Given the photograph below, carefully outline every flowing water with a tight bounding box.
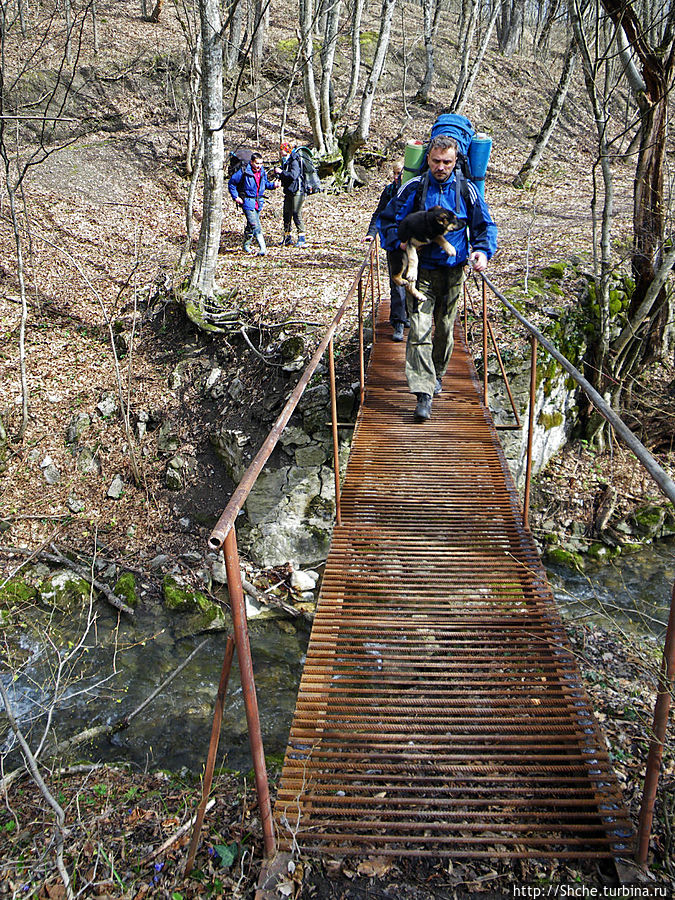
[3,538,673,775]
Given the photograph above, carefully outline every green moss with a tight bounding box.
[545,547,584,571]
[162,575,210,612]
[541,262,565,280]
[587,542,619,561]
[39,572,92,611]
[0,578,37,607]
[277,37,299,57]
[537,410,564,430]
[114,572,138,608]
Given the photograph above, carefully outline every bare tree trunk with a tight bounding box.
[299,0,324,152]
[341,0,397,180]
[319,0,341,152]
[498,0,525,55]
[189,0,224,299]
[5,184,30,440]
[536,0,560,56]
[340,0,364,114]
[225,0,244,70]
[513,43,577,187]
[452,0,499,112]
[91,0,98,51]
[416,0,438,102]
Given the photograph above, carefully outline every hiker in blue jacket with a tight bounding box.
[365,157,409,342]
[228,151,279,256]
[380,134,497,421]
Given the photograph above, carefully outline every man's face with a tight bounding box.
[251,157,262,172]
[392,165,402,181]
[427,146,457,183]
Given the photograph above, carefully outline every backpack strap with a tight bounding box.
[413,168,472,214]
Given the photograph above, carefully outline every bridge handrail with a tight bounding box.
[208,248,376,551]
[477,270,674,870]
[480,272,675,506]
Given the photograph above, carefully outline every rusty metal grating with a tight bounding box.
[273,303,632,860]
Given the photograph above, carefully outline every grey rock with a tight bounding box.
[66,412,91,444]
[228,376,245,402]
[107,474,125,499]
[97,393,117,418]
[67,496,85,513]
[76,446,101,475]
[157,422,180,453]
[211,427,250,481]
[166,458,184,490]
[291,569,318,592]
[43,464,61,485]
[211,552,228,584]
[295,442,328,468]
[150,554,170,569]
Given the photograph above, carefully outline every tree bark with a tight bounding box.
[188,0,224,299]
[513,43,577,187]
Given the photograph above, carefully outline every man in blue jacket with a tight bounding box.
[228,151,279,256]
[380,135,497,420]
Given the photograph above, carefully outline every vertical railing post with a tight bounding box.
[185,635,236,875]
[223,529,276,857]
[370,250,376,344]
[637,582,675,866]
[358,278,365,407]
[328,337,342,526]
[523,335,537,528]
[374,237,382,310]
[463,281,468,344]
[482,278,488,405]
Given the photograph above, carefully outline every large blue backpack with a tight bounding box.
[411,113,491,211]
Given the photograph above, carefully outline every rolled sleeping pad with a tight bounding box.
[402,140,425,184]
[467,132,492,197]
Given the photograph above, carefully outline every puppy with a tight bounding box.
[391,206,461,301]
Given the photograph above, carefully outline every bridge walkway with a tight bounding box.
[271,299,631,860]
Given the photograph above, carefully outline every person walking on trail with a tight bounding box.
[228,151,279,256]
[380,135,497,421]
[365,158,409,342]
[279,142,307,248]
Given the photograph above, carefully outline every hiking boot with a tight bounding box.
[296,234,307,248]
[434,378,442,396]
[282,232,293,246]
[392,322,404,342]
[243,239,254,253]
[414,393,432,420]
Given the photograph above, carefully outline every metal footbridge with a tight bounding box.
[270,299,631,861]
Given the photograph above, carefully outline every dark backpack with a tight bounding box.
[228,147,254,178]
[296,146,322,195]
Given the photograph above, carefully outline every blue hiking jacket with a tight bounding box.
[228,163,277,211]
[379,170,497,268]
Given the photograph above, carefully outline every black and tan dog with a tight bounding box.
[391,206,461,301]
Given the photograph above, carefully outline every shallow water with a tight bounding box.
[4,538,673,775]
[547,536,675,640]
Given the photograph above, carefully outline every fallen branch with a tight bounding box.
[142,798,215,864]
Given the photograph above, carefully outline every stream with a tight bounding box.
[3,538,674,776]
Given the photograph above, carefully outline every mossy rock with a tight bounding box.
[39,571,92,612]
[0,578,37,609]
[537,410,564,430]
[162,575,226,636]
[586,542,620,561]
[545,546,584,571]
[629,505,665,537]
[541,262,566,280]
[163,575,210,612]
[114,572,138,608]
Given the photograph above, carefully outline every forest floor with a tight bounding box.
[1,1,674,897]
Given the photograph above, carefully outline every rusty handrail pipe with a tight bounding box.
[209,248,375,551]
[480,271,675,869]
[481,273,675,507]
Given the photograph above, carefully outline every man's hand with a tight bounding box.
[364,235,374,243]
[470,251,487,272]
[234,197,243,206]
